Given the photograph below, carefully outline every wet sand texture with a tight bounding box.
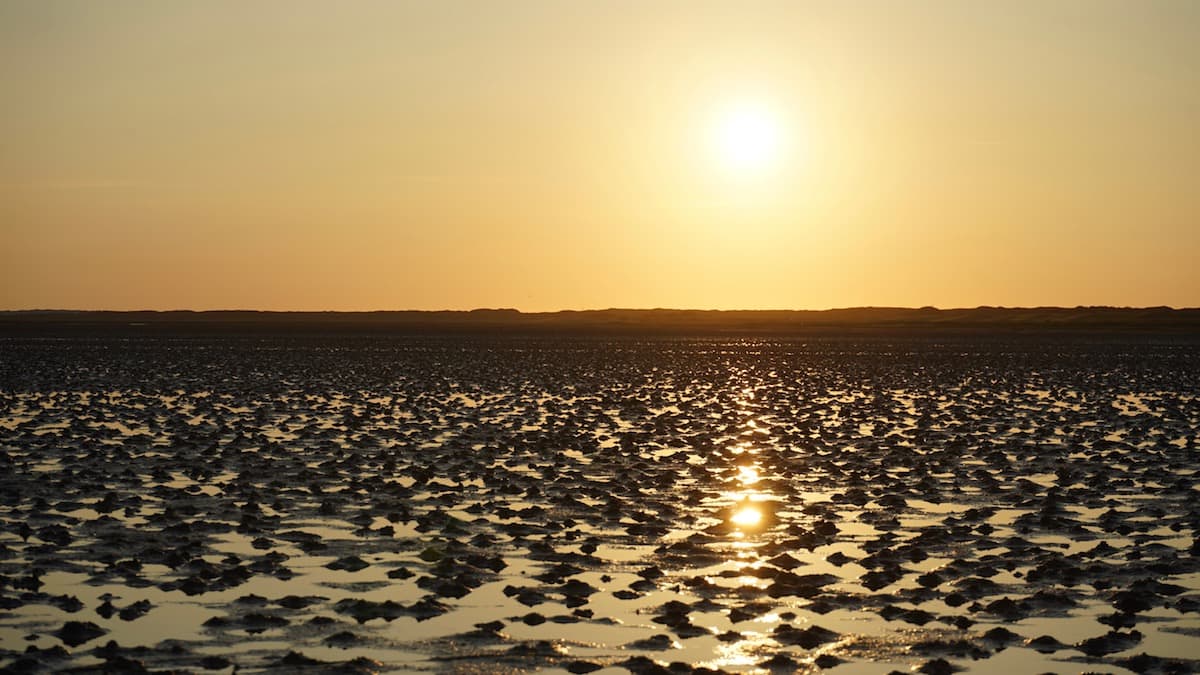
[1,336,1198,673]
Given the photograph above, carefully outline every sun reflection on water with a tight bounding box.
[730,504,763,527]
[701,630,776,671]
[736,465,759,485]
[726,460,770,532]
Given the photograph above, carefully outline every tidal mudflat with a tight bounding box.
[1,336,1198,674]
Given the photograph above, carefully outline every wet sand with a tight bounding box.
[1,335,1198,673]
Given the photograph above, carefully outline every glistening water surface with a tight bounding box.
[0,337,1198,674]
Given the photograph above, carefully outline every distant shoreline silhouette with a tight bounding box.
[2,307,1198,338]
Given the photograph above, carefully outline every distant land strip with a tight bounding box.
[2,307,1199,338]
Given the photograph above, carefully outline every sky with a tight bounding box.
[2,0,1198,311]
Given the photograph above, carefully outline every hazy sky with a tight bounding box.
[3,0,1198,311]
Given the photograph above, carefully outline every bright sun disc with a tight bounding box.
[710,101,783,176]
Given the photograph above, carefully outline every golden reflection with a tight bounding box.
[729,443,749,455]
[702,630,775,671]
[730,504,763,527]
[736,465,760,485]
[723,490,775,534]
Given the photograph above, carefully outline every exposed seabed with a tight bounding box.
[1,336,1198,673]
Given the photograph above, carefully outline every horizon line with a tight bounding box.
[3,305,1196,314]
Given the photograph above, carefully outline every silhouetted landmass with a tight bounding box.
[1,307,1198,338]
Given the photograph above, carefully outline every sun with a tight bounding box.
[708,100,785,177]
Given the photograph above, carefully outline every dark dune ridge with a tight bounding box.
[2,306,1200,338]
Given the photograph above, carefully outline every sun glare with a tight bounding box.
[730,504,763,527]
[709,101,784,177]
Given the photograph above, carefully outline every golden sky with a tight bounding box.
[3,1,1198,311]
